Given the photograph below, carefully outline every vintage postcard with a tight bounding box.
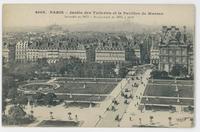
[2,4,195,127]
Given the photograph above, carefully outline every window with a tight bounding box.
[169,50,173,54]
[182,49,187,55]
[169,57,173,63]
[176,57,181,63]
[182,57,187,63]
[164,57,168,62]
[176,50,180,55]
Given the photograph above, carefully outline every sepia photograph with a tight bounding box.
[2,4,195,128]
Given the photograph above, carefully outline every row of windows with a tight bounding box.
[96,53,125,57]
[96,58,125,61]
[160,64,187,71]
[16,45,28,48]
[160,56,187,63]
[160,49,187,55]
[151,59,159,64]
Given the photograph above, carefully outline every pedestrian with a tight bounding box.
[75,114,78,120]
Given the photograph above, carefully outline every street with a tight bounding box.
[96,67,152,127]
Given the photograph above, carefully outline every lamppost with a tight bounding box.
[139,118,142,125]
[190,118,194,127]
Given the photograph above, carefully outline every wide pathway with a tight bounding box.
[95,69,152,127]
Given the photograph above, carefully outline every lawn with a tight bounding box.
[141,98,194,106]
[141,79,194,106]
[143,85,177,97]
[144,80,194,98]
[55,82,117,94]
[37,120,79,127]
[57,95,106,102]
[22,84,54,91]
[148,79,193,85]
[55,78,121,83]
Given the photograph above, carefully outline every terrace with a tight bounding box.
[140,79,194,111]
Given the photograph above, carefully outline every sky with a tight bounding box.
[3,4,195,29]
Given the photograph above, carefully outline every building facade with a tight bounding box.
[158,26,191,74]
[2,41,15,64]
[26,41,87,63]
[150,49,159,67]
[15,41,28,62]
[188,43,194,75]
[95,46,125,64]
[2,42,10,64]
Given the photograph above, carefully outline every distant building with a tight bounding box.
[188,43,194,75]
[150,33,160,68]
[158,26,192,74]
[139,35,152,64]
[26,40,87,63]
[95,44,125,64]
[125,47,134,61]
[132,41,141,65]
[58,48,86,62]
[150,49,159,67]
[2,40,15,64]
[15,41,28,62]
[2,42,10,64]
[85,44,96,62]
[134,49,140,60]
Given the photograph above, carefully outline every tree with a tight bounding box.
[190,118,194,127]
[8,105,26,119]
[2,76,16,99]
[50,111,53,119]
[30,110,34,116]
[149,116,154,125]
[68,112,72,120]
[37,58,48,67]
[15,95,28,105]
[5,105,35,125]
[33,92,45,104]
[170,64,188,77]
[2,100,7,115]
[188,105,194,112]
[30,110,34,120]
[44,93,57,105]
[119,67,128,78]
[11,62,38,81]
[150,70,169,79]
[7,88,17,100]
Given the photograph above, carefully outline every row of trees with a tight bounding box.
[2,105,35,125]
[4,57,130,83]
[170,64,188,77]
[138,116,193,127]
[32,92,58,106]
[36,57,129,78]
[151,64,190,79]
[12,92,58,106]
